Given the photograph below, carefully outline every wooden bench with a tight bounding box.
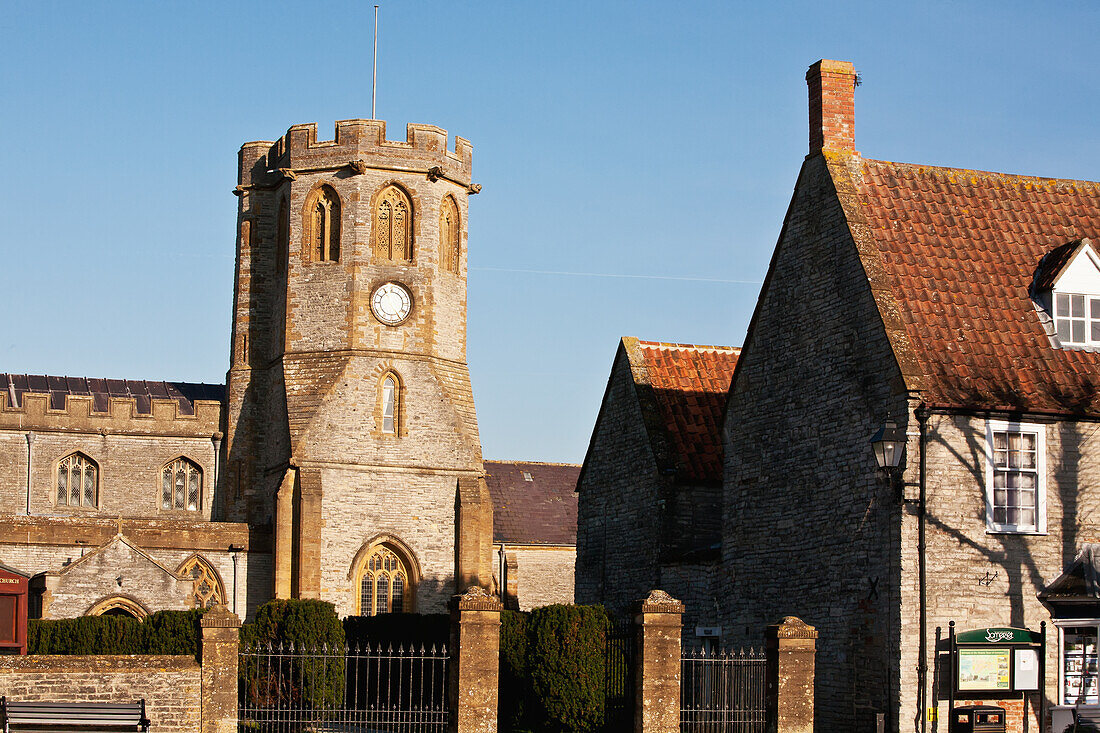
[0,697,150,733]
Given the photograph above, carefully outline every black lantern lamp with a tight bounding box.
[870,420,905,472]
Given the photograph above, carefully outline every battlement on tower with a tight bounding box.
[238,120,473,188]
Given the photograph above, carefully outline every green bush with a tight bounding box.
[343,613,448,649]
[524,604,611,733]
[239,599,346,711]
[498,610,532,732]
[27,609,204,657]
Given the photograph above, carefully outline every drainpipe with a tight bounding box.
[228,544,242,615]
[211,432,222,518]
[25,431,34,515]
[917,406,929,733]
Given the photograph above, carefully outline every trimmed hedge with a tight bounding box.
[499,605,612,733]
[343,612,448,649]
[27,608,205,657]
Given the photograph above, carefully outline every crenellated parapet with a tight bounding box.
[0,392,223,437]
[236,120,473,191]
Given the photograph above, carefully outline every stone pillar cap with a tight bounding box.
[200,604,242,629]
[634,589,685,614]
[450,585,503,612]
[767,616,818,639]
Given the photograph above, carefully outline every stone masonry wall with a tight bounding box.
[0,428,220,520]
[575,346,663,618]
[0,655,201,733]
[722,153,908,731]
[906,412,1100,729]
[506,545,575,611]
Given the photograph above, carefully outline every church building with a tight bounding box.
[0,119,570,620]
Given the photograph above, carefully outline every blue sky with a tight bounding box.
[1,2,1097,463]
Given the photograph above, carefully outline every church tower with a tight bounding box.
[224,120,493,615]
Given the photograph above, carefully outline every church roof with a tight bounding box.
[827,153,1100,416]
[484,460,579,546]
[629,340,740,483]
[0,373,225,415]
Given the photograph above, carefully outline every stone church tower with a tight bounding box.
[224,120,493,615]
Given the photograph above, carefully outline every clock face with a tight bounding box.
[371,282,413,326]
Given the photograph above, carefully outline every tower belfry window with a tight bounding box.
[440,195,460,273]
[307,185,341,262]
[373,185,413,262]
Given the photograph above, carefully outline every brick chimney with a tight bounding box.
[806,59,856,154]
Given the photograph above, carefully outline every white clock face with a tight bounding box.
[371,282,413,326]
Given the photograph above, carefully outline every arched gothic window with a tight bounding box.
[307,185,341,262]
[439,196,460,273]
[87,596,148,619]
[358,545,412,616]
[162,458,202,511]
[177,555,225,609]
[373,185,413,262]
[57,453,97,508]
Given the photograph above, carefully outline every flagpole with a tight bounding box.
[372,4,379,120]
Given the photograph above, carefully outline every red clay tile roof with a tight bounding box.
[484,460,579,546]
[0,373,225,415]
[831,153,1100,415]
[632,341,740,482]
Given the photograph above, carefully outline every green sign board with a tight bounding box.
[955,627,1042,645]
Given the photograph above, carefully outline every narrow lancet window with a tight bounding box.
[382,375,397,434]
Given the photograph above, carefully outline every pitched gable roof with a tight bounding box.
[627,339,740,482]
[827,153,1100,416]
[484,460,579,546]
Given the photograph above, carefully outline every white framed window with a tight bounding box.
[985,420,1046,534]
[1054,292,1100,346]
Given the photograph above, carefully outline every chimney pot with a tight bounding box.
[806,59,857,155]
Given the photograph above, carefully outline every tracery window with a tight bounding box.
[439,195,460,273]
[373,185,413,262]
[358,545,412,616]
[177,555,224,609]
[307,185,341,262]
[57,453,97,508]
[162,458,202,511]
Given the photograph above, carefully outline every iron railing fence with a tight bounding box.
[604,617,636,732]
[239,641,448,733]
[680,647,766,733]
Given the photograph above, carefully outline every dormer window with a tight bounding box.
[1054,293,1100,345]
[1037,239,1100,348]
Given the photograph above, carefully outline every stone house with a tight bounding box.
[575,337,739,635]
[721,60,1100,731]
[485,460,579,611]
[0,120,573,621]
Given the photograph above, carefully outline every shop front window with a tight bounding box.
[1063,626,1100,705]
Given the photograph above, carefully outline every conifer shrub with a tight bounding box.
[498,609,532,732]
[27,609,205,656]
[239,599,346,711]
[524,604,610,733]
